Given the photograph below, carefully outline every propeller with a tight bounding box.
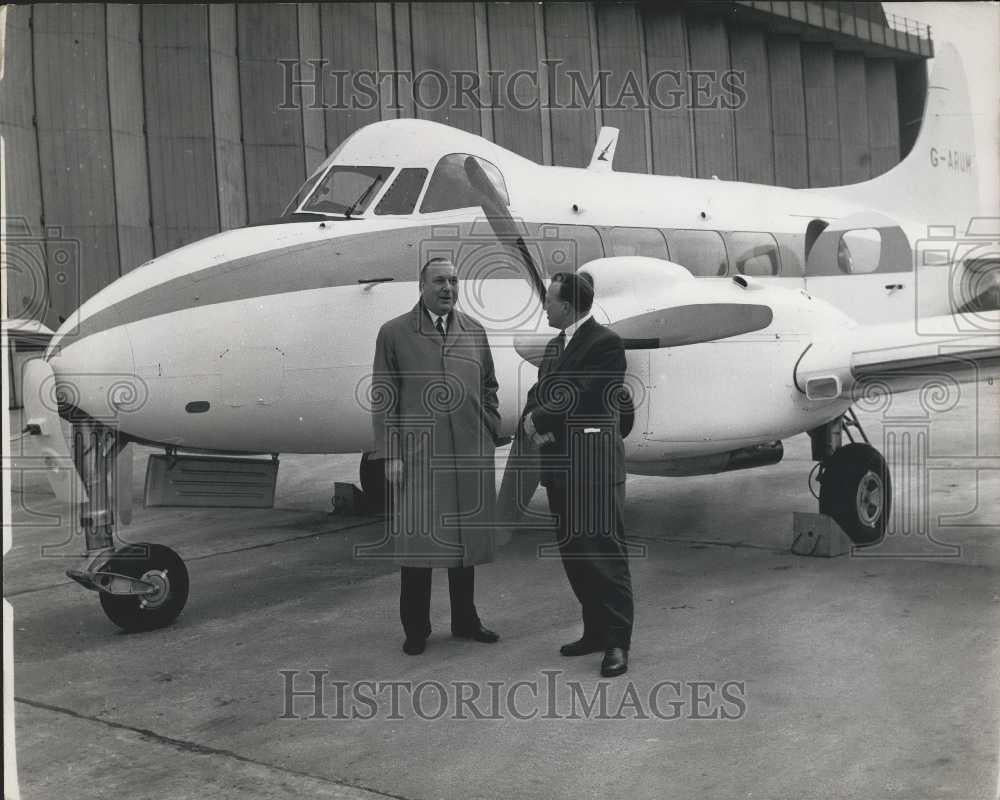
[464,156,547,300]
[464,156,552,539]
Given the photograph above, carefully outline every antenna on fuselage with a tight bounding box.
[588,127,619,172]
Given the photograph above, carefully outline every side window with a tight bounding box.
[420,154,509,213]
[565,225,604,270]
[726,232,781,276]
[774,233,804,276]
[603,227,670,259]
[662,229,728,276]
[838,229,882,274]
[375,168,428,215]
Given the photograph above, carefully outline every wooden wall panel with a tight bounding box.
[687,17,735,180]
[643,9,693,178]
[107,4,153,272]
[238,3,305,224]
[409,3,480,134]
[142,4,219,253]
[835,51,870,184]
[767,35,808,188]
[0,6,47,319]
[34,4,118,311]
[393,3,416,119]
[730,27,773,185]
[543,2,596,168]
[866,58,900,176]
[802,42,840,187]
[595,3,647,173]
[321,3,381,153]
[210,4,248,231]
[487,3,543,162]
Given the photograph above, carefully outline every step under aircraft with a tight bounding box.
[16,43,999,631]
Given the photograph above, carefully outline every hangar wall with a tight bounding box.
[1,2,927,322]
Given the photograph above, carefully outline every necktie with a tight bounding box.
[553,330,566,359]
[435,316,446,340]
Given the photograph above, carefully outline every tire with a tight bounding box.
[818,443,891,546]
[98,544,189,632]
[359,452,388,514]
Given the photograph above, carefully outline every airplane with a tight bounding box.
[12,43,999,632]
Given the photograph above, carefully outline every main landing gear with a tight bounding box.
[809,410,891,546]
[66,421,189,632]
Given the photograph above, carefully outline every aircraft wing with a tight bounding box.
[794,311,1000,400]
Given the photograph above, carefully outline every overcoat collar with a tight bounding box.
[410,301,469,348]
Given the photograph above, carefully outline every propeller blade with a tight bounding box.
[464,157,546,299]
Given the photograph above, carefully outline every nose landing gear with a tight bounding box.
[65,421,189,632]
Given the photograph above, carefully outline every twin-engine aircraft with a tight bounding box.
[17,44,999,631]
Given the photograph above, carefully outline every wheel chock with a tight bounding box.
[331,482,366,514]
[791,512,853,558]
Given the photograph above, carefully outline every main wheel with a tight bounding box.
[818,443,891,546]
[359,452,388,514]
[98,543,189,632]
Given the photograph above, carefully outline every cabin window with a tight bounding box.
[420,154,509,213]
[774,233,805,276]
[838,229,882,274]
[726,232,781,276]
[300,165,391,216]
[375,168,428,215]
[603,227,670,260]
[662,229,728,276]
[565,225,604,270]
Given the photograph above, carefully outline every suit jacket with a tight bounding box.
[522,317,628,487]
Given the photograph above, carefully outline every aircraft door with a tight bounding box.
[804,219,916,324]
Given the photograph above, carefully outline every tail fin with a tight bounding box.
[822,44,978,229]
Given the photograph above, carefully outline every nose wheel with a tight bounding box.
[818,442,892,545]
[96,544,190,632]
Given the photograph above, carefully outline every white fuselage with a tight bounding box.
[42,120,961,469]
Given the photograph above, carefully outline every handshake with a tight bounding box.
[522,414,555,448]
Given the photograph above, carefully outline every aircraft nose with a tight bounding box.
[44,314,141,421]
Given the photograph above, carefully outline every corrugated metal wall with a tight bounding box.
[1,2,912,320]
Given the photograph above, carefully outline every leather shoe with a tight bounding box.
[560,637,604,657]
[600,647,628,677]
[452,622,499,643]
[402,637,426,655]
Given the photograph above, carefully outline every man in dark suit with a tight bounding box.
[521,271,634,677]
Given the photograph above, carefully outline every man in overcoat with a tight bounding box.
[371,257,501,655]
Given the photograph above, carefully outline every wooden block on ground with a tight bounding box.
[791,511,853,557]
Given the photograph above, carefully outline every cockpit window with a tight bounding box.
[419,154,509,214]
[375,168,428,215]
[282,169,325,216]
[300,165,391,217]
